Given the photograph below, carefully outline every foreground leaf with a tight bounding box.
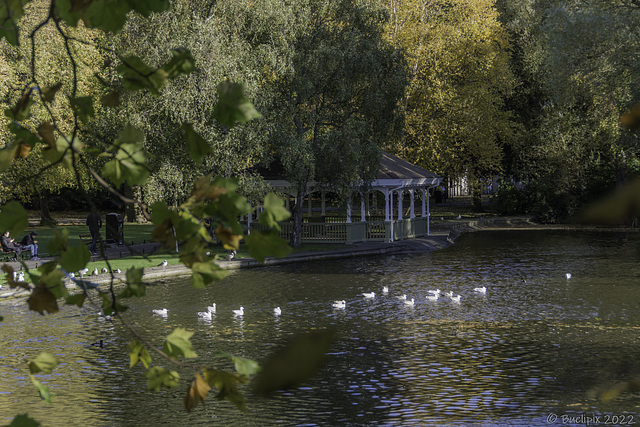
[28,352,59,374]
[129,340,152,369]
[27,288,59,315]
[204,369,248,411]
[211,81,262,128]
[253,329,336,395]
[182,122,213,163]
[146,366,180,391]
[163,328,197,359]
[59,243,91,272]
[0,201,29,236]
[245,231,291,263]
[8,413,40,427]
[184,372,210,412]
[0,0,27,45]
[30,375,52,404]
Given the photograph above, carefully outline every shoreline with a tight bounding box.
[0,217,635,303]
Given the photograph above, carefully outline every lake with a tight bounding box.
[1,229,640,426]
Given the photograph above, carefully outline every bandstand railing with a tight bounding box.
[247,217,427,244]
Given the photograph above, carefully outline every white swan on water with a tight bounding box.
[233,306,244,316]
[428,289,441,296]
[426,294,438,301]
[450,294,461,303]
[473,287,487,294]
[197,311,213,320]
[396,294,407,301]
[207,304,216,313]
[332,300,346,309]
[152,308,168,317]
[362,292,375,299]
[565,273,572,279]
[382,286,389,294]
[404,298,415,306]
[274,307,282,316]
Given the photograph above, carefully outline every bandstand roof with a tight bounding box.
[373,152,441,189]
[258,151,441,191]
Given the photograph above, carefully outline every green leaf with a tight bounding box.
[211,81,262,128]
[0,201,29,236]
[163,328,198,359]
[161,47,195,78]
[30,375,52,404]
[204,369,247,412]
[190,261,230,288]
[129,340,152,369]
[101,91,121,107]
[65,293,86,307]
[59,243,91,272]
[28,352,59,374]
[27,287,59,315]
[0,0,27,45]
[245,231,291,263]
[117,56,164,94]
[102,126,149,187]
[5,89,34,121]
[47,229,70,256]
[8,413,41,427]
[146,366,180,391]
[253,329,336,395]
[119,267,146,298]
[38,269,67,299]
[41,83,63,102]
[42,135,83,170]
[70,96,95,123]
[182,122,213,163]
[215,352,261,377]
[259,193,291,229]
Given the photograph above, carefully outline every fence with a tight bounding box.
[248,217,427,244]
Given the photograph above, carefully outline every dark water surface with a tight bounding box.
[2,230,640,426]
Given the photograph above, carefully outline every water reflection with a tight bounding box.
[1,230,640,425]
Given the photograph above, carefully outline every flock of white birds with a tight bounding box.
[149,272,573,319]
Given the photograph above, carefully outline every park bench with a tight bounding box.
[0,247,29,262]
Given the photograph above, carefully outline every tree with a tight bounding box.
[245,0,407,246]
[0,1,298,422]
[0,0,104,223]
[495,0,640,220]
[384,0,516,210]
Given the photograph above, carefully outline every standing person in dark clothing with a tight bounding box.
[1,231,23,260]
[86,212,102,255]
[20,231,39,260]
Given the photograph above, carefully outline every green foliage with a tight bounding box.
[163,328,198,359]
[28,352,58,374]
[212,82,262,128]
[253,329,336,395]
[8,413,40,427]
[146,366,180,391]
[0,201,29,235]
[129,340,152,369]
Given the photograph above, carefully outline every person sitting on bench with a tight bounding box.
[1,231,23,261]
[20,231,39,260]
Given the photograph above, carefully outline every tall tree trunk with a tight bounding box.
[124,184,147,223]
[470,175,484,213]
[38,191,56,226]
[290,188,306,248]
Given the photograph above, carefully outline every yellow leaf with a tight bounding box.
[190,174,227,203]
[184,373,210,412]
[37,122,56,148]
[215,225,242,250]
